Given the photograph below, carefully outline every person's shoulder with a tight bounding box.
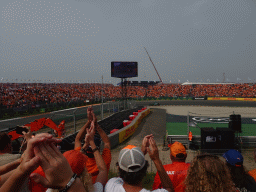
[103,147,111,153]
[107,177,123,184]
[105,177,125,192]
[162,163,173,168]
[93,182,104,192]
[248,168,256,176]
[140,188,168,192]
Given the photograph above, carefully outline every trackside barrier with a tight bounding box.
[108,108,151,148]
[208,97,256,101]
[167,135,256,148]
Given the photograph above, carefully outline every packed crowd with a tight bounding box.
[1,83,256,109]
[0,107,256,192]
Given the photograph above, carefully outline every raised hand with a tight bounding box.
[147,137,160,161]
[87,121,96,141]
[31,141,73,189]
[18,133,60,175]
[87,106,93,122]
[141,134,153,155]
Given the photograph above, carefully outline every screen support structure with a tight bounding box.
[121,78,127,110]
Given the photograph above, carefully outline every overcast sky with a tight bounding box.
[1,0,256,84]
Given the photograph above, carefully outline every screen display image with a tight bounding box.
[111,61,138,78]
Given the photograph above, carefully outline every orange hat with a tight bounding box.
[63,150,88,176]
[168,142,187,158]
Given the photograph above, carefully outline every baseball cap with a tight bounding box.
[223,149,243,167]
[118,145,145,172]
[63,150,88,176]
[169,141,187,158]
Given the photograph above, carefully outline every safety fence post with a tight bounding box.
[73,109,77,133]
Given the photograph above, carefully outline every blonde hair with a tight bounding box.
[185,154,235,192]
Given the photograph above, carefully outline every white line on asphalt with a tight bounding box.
[0,117,21,123]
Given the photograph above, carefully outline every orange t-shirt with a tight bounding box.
[153,162,190,192]
[29,166,47,192]
[75,147,111,184]
[86,148,111,183]
[248,169,256,181]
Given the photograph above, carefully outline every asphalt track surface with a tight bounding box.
[0,103,113,131]
[136,100,256,107]
[1,100,256,131]
[119,108,167,146]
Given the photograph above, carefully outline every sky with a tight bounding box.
[1,0,256,85]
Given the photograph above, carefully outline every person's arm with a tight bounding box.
[93,112,111,149]
[86,122,108,185]
[31,139,86,192]
[74,107,93,149]
[147,138,174,192]
[0,133,59,192]
[0,158,21,175]
[0,170,15,187]
[96,125,111,149]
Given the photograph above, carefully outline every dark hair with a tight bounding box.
[176,153,186,159]
[226,163,256,190]
[0,132,11,151]
[117,161,149,185]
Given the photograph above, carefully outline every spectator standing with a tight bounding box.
[75,107,111,184]
[30,119,107,192]
[0,132,21,166]
[185,154,235,192]
[105,135,174,192]
[153,141,190,192]
[223,149,256,192]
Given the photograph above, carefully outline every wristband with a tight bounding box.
[92,147,99,153]
[59,173,77,192]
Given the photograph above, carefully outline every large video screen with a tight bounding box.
[111,61,138,78]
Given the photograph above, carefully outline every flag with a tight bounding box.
[237,78,241,81]
[178,79,180,83]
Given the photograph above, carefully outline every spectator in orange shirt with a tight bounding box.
[153,141,190,192]
[74,107,111,184]
[248,148,256,181]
